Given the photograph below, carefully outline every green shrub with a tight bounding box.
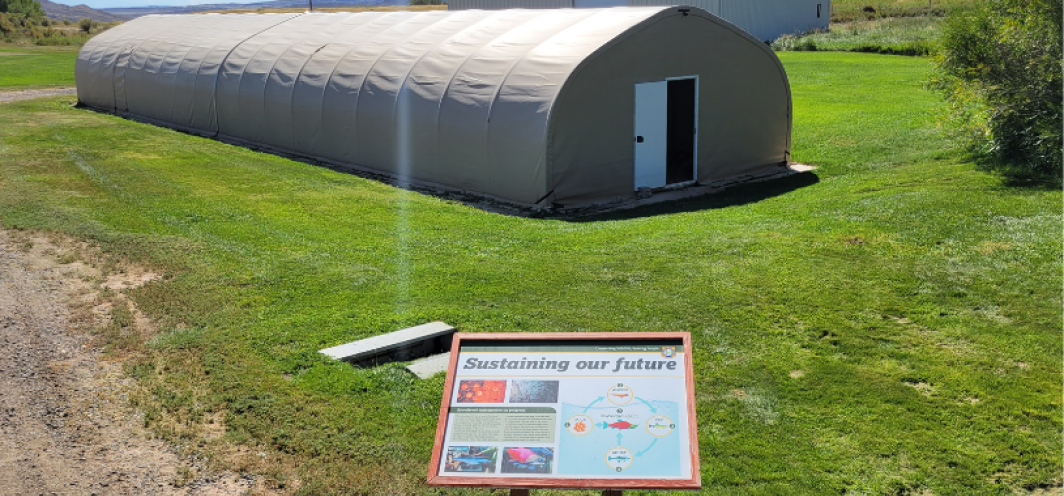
[34,32,90,45]
[0,7,112,44]
[773,35,819,51]
[0,0,43,18]
[931,0,1063,181]
[77,17,100,34]
[0,13,14,34]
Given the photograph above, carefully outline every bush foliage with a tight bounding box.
[0,0,119,45]
[931,0,1063,181]
[0,0,43,17]
[78,17,98,33]
[0,9,115,45]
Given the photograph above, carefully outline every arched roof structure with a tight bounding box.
[77,7,791,206]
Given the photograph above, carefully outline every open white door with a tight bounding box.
[634,81,667,190]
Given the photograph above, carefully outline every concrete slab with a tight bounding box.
[549,163,818,216]
[319,321,455,367]
[406,352,452,379]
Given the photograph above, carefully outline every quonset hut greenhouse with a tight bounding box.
[76,7,792,207]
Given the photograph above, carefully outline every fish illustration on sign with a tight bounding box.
[607,455,631,462]
[611,393,629,398]
[605,420,638,430]
[505,448,543,464]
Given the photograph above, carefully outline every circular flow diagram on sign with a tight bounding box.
[560,384,680,475]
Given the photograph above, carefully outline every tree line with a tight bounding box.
[931,0,1061,183]
[0,0,118,45]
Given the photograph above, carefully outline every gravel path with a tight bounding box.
[0,231,256,495]
[0,87,77,103]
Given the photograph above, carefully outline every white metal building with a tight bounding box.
[449,0,830,42]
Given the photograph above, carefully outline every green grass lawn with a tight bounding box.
[774,17,943,55]
[0,52,1059,494]
[829,0,982,21]
[0,46,79,89]
[778,0,985,55]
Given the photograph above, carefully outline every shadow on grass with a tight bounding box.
[997,174,1063,190]
[984,166,1063,191]
[561,171,820,223]
[965,151,1064,191]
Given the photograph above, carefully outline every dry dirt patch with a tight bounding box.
[0,87,77,104]
[0,229,271,494]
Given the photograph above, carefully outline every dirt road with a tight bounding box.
[0,231,254,495]
[0,88,77,104]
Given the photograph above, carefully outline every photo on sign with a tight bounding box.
[501,447,554,474]
[443,446,498,473]
[508,380,560,403]
[456,380,506,403]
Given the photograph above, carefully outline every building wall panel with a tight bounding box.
[451,0,830,41]
[448,0,572,10]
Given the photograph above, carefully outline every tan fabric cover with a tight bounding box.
[548,11,791,203]
[76,14,301,130]
[76,7,790,206]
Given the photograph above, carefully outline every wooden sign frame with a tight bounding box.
[426,332,700,490]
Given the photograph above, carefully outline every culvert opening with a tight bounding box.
[319,321,455,378]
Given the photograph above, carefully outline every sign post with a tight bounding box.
[427,332,700,491]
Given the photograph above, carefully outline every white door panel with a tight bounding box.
[633,81,667,190]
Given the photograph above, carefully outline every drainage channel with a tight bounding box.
[319,321,455,379]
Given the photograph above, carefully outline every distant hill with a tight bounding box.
[40,0,128,21]
[102,0,406,18]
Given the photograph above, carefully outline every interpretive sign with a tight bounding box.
[427,332,699,490]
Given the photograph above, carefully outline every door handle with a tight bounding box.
[635,136,644,143]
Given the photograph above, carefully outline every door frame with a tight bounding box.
[665,75,699,188]
[632,75,699,191]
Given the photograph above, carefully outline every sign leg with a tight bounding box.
[509,490,530,496]
[602,490,623,496]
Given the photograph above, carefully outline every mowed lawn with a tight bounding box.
[0,52,1059,494]
[0,46,79,89]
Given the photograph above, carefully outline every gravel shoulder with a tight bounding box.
[0,87,77,103]
[0,230,260,495]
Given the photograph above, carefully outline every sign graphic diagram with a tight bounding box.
[559,383,681,476]
[427,332,699,490]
